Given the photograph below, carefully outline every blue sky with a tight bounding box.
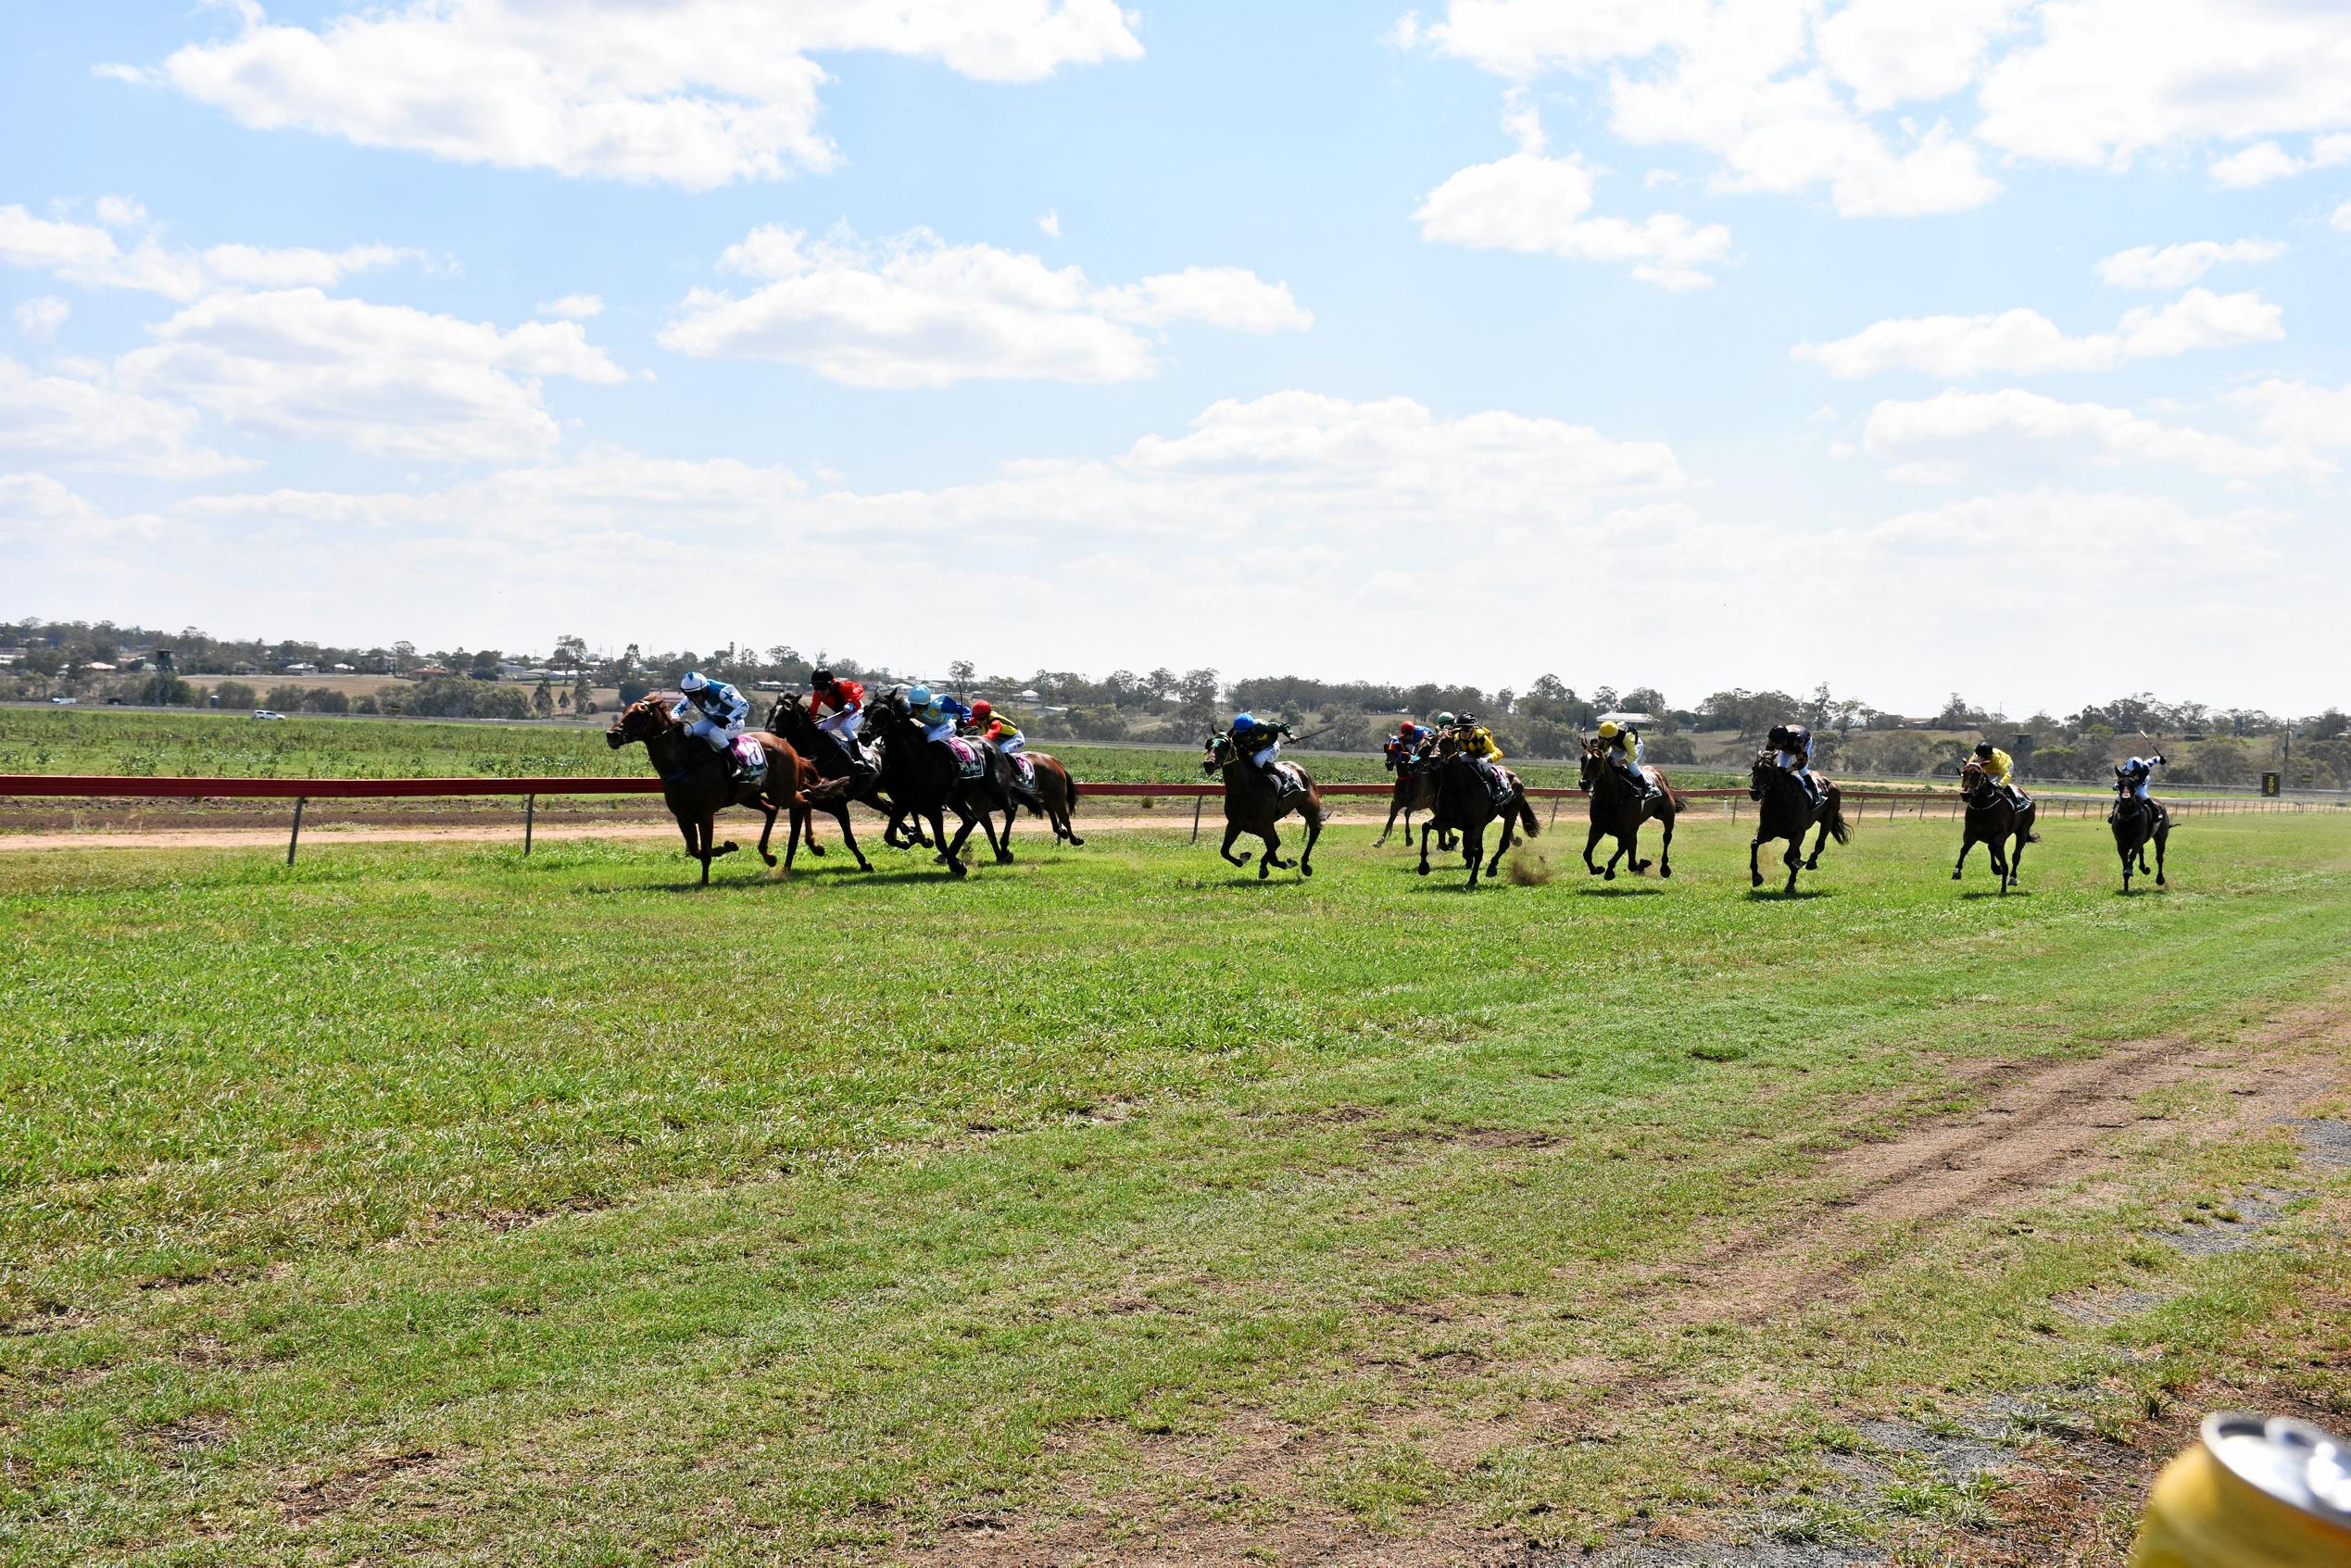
[4,0,2348,715]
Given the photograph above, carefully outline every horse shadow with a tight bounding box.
[1576,884,1665,898]
[1744,887,1832,902]
[1959,889,2033,901]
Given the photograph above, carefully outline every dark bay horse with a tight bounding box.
[1577,737,1682,880]
[1375,756,1452,850]
[606,696,813,884]
[852,692,1016,878]
[1954,759,2038,894]
[1202,733,1324,879]
[1747,751,1852,894]
[762,693,892,866]
[1415,739,1539,888]
[2108,773,2170,893]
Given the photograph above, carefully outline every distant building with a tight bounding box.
[283,662,317,674]
[1597,710,1655,727]
[409,664,454,679]
[331,662,354,672]
[82,660,117,672]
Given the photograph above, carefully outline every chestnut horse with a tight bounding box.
[1415,734,1540,888]
[1577,737,1683,880]
[1954,759,2038,894]
[2108,772,2169,894]
[1202,733,1324,879]
[606,696,820,884]
[1746,751,1852,894]
[993,746,1086,847]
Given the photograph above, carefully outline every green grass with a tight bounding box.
[1,813,2347,1564]
[0,708,1729,791]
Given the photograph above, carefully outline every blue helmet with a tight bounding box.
[680,671,708,693]
[907,684,933,708]
[1233,710,1256,730]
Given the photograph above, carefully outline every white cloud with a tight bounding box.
[1861,387,2319,483]
[0,355,250,477]
[537,293,605,319]
[1817,0,2025,113]
[658,225,1310,389]
[118,289,626,461]
[2094,239,2284,290]
[2206,134,2351,188]
[1977,1,2351,169]
[2333,201,2351,232]
[1795,290,2281,379]
[1037,210,1062,238]
[137,0,1143,190]
[2227,379,2351,454]
[1413,114,1732,288]
[0,201,413,299]
[13,296,69,340]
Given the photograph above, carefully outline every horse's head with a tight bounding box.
[768,692,805,729]
[1579,738,1605,792]
[1958,758,1994,804]
[1202,732,1234,773]
[605,695,673,749]
[1748,748,1776,801]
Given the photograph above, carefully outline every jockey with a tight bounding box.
[2117,753,2166,801]
[1452,713,1512,803]
[1230,710,1296,792]
[1385,719,1432,771]
[675,671,751,780]
[1971,742,2024,806]
[906,684,959,744]
[809,668,869,773]
[971,699,1023,755]
[1596,720,1655,799]
[1767,721,1821,806]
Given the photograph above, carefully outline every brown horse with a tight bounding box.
[1202,733,1324,879]
[1746,751,1852,894]
[1415,735,1539,888]
[993,746,1086,847]
[1954,759,2038,894]
[605,696,816,884]
[1375,755,1452,850]
[1577,737,1683,880]
[2108,773,2169,894]
[763,693,894,863]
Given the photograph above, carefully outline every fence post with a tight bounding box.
[1189,788,1206,845]
[524,792,535,856]
[286,797,306,865]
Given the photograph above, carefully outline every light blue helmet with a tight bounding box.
[907,684,933,708]
[1233,710,1256,730]
[680,671,708,693]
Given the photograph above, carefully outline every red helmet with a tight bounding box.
[971,699,994,720]
[1400,721,1414,735]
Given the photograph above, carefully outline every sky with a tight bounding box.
[2,0,2348,718]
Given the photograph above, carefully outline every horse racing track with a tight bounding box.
[4,814,2349,1566]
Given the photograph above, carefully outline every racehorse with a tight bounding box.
[851,690,1018,878]
[2108,771,2169,894]
[605,696,816,884]
[1577,737,1683,880]
[1746,750,1852,894]
[1954,759,2039,894]
[991,746,1085,848]
[1416,733,1540,888]
[1374,755,1452,851]
[1202,732,1324,879]
[763,694,899,864]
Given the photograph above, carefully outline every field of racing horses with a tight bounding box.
[4,741,2350,1564]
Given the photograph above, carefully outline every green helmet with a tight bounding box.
[1434,710,1456,726]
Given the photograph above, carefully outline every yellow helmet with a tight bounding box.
[1597,721,1621,739]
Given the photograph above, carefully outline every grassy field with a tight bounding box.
[2,809,2347,1565]
[0,708,1740,792]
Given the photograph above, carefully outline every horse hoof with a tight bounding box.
[996,852,1013,864]
[1301,861,1313,876]
[1603,869,1616,881]
[1068,834,1085,847]
[762,855,777,868]
[1751,875,1763,888]
[1951,871,1963,881]
[948,862,967,879]
[808,844,826,856]
[1660,865,1672,878]
[1416,864,1430,876]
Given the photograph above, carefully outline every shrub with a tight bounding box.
[304,687,349,714]
[211,680,257,709]
[1645,734,1697,764]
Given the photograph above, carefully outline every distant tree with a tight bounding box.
[353,696,379,714]
[305,687,348,713]
[212,680,256,709]
[617,679,650,707]
[1143,667,1177,702]
[1621,685,1667,719]
[263,684,306,711]
[1645,734,1697,764]
[572,673,593,711]
[469,647,503,679]
[557,688,571,711]
[2303,709,2347,742]
[134,673,195,706]
[1932,692,1986,729]
[948,659,976,687]
[552,633,588,667]
[533,679,555,717]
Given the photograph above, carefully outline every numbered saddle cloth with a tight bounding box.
[945,736,987,780]
[1272,759,1307,793]
[729,735,767,785]
[1010,751,1037,789]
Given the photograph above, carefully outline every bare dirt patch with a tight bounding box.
[278,1447,449,1523]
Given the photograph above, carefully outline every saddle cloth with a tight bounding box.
[1487,764,1518,806]
[1010,751,1037,788]
[945,736,987,780]
[1273,759,1307,792]
[729,735,767,784]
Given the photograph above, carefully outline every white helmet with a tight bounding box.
[680,671,709,694]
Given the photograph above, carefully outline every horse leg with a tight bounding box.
[1657,808,1675,878]
[1993,839,2011,895]
[697,812,715,886]
[1804,811,1829,871]
[1583,821,1605,874]
[1416,816,1434,876]
[1377,797,1402,848]
[830,803,871,872]
[1954,834,1973,881]
[2008,827,2028,886]
[972,799,1010,865]
[1782,840,1802,896]
[1487,809,1512,878]
[1603,834,1626,881]
[1221,821,1251,869]
[755,799,779,868]
[1750,834,1765,889]
[934,806,966,877]
[1259,825,1282,880]
[1299,808,1321,878]
[1628,820,1648,874]
[2154,821,2168,887]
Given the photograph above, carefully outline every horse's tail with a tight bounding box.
[1515,791,1540,837]
[1059,761,1081,819]
[1826,797,1853,845]
[1669,789,1690,812]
